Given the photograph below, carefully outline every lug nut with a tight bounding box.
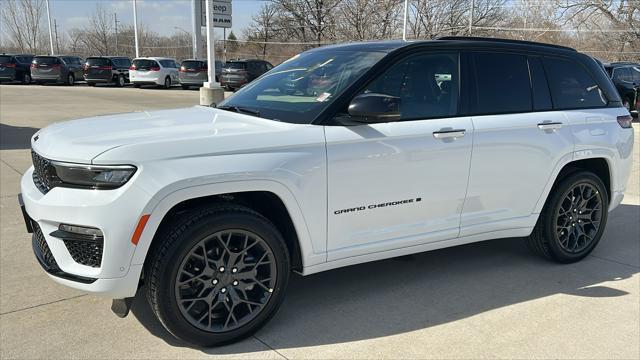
[232,268,238,273]
[233,280,239,286]
[221,288,227,293]
[219,266,225,272]
[212,279,218,285]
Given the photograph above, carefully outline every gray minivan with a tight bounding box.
[178,59,222,89]
[31,55,84,85]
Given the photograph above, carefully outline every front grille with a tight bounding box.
[31,150,57,194]
[33,223,59,270]
[63,238,103,268]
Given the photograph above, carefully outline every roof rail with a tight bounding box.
[437,36,576,52]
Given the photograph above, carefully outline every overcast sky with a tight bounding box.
[49,0,262,37]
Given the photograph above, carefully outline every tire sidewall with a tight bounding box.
[67,74,74,86]
[542,171,609,262]
[165,76,171,89]
[152,211,290,346]
[23,74,31,84]
[118,75,125,87]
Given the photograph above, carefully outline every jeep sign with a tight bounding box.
[200,0,232,28]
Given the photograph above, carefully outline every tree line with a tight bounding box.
[1,0,638,65]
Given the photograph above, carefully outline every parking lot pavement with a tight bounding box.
[1,84,638,359]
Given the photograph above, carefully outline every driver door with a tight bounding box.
[324,52,473,261]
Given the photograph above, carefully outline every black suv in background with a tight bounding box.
[0,54,34,84]
[84,56,132,87]
[220,58,273,91]
[31,55,84,85]
[604,62,639,114]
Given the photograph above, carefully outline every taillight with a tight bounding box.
[179,66,186,72]
[31,64,36,68]
[83,64,89,70]
[617,115,633,128]
[150,66,160,71]
[2,63,16,68]
[198,67,208,72]
[129,65,137,70]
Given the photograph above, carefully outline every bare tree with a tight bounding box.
[337,0,400,40]
[244,4,280,58]
[81,4,113,55]
[271,0,343,46]
[0,0,45,53]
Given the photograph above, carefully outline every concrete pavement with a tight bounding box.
[1,84,638,359]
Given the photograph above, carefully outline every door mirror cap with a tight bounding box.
[348,93,401,123]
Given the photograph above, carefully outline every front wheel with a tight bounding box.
[146,204,290,347]
[526,171,608,263]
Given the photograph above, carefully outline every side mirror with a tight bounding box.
[348,93,401,123]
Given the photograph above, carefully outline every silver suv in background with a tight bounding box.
[178,59,223,89]
[31,55,84,85]
[84,56,132,87]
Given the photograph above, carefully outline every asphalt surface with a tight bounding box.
[0,83,639,359]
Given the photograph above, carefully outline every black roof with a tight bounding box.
[308,37,578,55]
[0,53,34,57]
[86,55,130,59]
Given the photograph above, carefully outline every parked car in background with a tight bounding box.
[31,55,84,85]
[604,62,639,114]
[220,58,273,91]
[130,57,179,89]
[178,59,223,89]
[84,56,132,87]
[0,54,34,84]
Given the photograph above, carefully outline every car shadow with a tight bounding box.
[130,203,639,352]
[0,123,39,150]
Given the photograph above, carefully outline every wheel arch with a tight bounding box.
[534,156,612,214]
[130,180,315,275]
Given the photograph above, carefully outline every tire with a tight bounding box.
[526,171,609,263]
[146,204,290,347]
[164,76,171,89]
[116,74,125,87]
[623,97,632,111]
[181,84,190,90]
[22,74,31,84]
[66,74,74,86]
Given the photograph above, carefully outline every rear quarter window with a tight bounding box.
[543,57,607,109]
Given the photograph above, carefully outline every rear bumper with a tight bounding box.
[32,75,62,83]
[84,77,112,83]
[0,75,17,81]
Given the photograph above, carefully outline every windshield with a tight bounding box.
[217,50,385,123]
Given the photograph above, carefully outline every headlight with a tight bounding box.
[51,162,137,189]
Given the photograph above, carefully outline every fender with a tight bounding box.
[128,179,326,270]
[532,149,616,214]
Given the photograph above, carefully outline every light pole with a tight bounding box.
[402,0,408,41]
[115,13,120,53]
[133,0,140,57]
[45,0,54,54]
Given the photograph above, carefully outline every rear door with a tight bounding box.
[85,57,113,81]
[131,59,158,81]
[32,56,61,79]
[0,55,16,80]
[325,51,473,260]
[460,52,573,236]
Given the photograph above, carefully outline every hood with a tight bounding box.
[31,106,294,163]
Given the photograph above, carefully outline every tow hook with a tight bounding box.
[111,298,133,318]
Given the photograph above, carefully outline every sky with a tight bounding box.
[48,0,263,37]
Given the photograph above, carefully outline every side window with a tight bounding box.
[362,52,458,120]
[612,67,630,82]
[543,57,607,109]
[112,59,121,67]
[159,60,169,68]
[528,57,553,111]
[632,66,640,82]
[265,62,273,70]
[472,52,532,114]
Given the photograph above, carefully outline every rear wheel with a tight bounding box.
[66,74,74,86]
[164,76,171,89]
[22,74,31,84]
[526,171,608,263]
[146,204,290,347]
[116,74,125,87]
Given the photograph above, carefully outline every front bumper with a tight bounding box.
[20,167,151,298]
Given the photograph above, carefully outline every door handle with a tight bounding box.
[432,129,466,139]
[537,122,563,131]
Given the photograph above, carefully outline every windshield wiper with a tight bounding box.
[216,105,261,117]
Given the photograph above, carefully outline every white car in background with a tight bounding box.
[129,57,179,88]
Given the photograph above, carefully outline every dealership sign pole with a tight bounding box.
[133,0,140,58]
[199,0,227,106]
[45,0,54,54]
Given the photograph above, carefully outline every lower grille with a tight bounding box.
[33,223,59,270]
[63,239,103,268]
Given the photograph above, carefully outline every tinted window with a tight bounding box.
[528,57,553,111]
[472,52,532,114]
[159,60,177,68]
[543,57,607,109]
[86,58,111,66]
[362,52,459,120]
[613,67,631,82]
[0,56,12,63]
[632,66,640,82]
[17,56,33,63]
[132,59,158,69]
[181,60,205,70]
[225,62,246,70]
[33,56,58,65]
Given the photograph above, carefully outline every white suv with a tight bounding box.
[20,38,634,346]
[129,57,179,88]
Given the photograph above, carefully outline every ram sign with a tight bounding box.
[200,0,233,28]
